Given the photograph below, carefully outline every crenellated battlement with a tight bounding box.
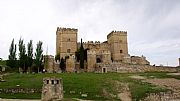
[78,41,101,45]
[101,50,111,54]
[107,30,127,39]
[87,50,96,54]
[77,41,109,50]
[56,27,78,33]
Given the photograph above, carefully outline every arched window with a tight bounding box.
[96,58,101,63]
[120,50,123,53]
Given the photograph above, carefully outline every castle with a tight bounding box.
[53,27,150,72]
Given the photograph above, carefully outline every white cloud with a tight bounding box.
[0,0,180,66]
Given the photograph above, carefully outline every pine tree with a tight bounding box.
[80,38,84,69]
[18,38,27,72]
[7,39,17,68]
[35,41,43,73]
[27,40,33,72]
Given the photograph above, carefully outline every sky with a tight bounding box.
[0,0,180,66]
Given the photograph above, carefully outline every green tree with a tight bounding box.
[55,54,60,62]
[84,48,89,62]
[75,48,80,62]
[34,41,43,73]
[60,57,66,72]
[18,38,27,72]
[27,40,33,72]
[7,39,17,68]
[80,38,84,69]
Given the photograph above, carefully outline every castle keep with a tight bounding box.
[55,27,150,72]
[56,27,78,58]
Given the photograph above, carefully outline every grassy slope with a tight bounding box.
[0,72,175,100]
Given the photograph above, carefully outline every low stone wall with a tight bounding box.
[142,91,180,101]
[96,63,179,73]
[0,88,41,93]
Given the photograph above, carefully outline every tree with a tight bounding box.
[60,57,66,72]
[7,39,17,68]
[18,38,27,72]
[80,38,84,69]
[84,48,89,62]
[55,54,60,62]
[75,48,80,62]
[34,41,43,73]
[27,40,33,72]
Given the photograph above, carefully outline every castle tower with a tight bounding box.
[44,55,55,73]
[56,27,78,59]
[107,31,128,62]
[87,50,96,72]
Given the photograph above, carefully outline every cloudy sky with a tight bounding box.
[0,0,180,66]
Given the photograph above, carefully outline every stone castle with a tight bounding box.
[54,27,150,72]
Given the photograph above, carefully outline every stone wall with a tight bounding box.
[87,50,96,72]
[66,55,76,72]
[77,41,110,52]
[129,56,150,65]
[44,55,60,73]
[96,63,179,73]
[41,77,63,101]
[44,55,55,73]
[143,91,180,101]
[0,88,41,94]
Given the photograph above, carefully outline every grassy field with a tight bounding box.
[0,72,177,100]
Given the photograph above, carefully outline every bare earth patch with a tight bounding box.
[116,82,132,101]
[118,91,132,101]
[167,73,180,76]
[129,75,146,80]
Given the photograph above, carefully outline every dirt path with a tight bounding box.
[115,81,132,101]
[118,91,132,101]
[129,75,146,80]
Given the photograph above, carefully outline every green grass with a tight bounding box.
[0,72,173,100]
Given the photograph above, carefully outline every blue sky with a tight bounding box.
[0,0,180,66]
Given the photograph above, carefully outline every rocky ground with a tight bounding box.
[143,78,180,101]
[125,75,180,101]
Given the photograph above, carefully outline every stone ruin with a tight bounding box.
[41,77,63,101]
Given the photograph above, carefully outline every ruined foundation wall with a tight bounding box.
[97,63,179,73]
[41,77,63,101]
